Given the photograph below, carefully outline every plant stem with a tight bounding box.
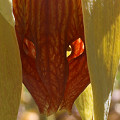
[46,114,56,120]
[40,114,56,120]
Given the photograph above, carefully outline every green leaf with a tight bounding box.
[0,0,15,26]
[81,1,120,120]
[75,84,93,120]
[0,1,22,120]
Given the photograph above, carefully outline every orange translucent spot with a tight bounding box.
[23,39,36,58]
[67,38,84,62]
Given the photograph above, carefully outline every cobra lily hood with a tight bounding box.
[13,0,90,115]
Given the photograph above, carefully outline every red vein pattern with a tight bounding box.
[13,0,90,115]
[60,41,89,110]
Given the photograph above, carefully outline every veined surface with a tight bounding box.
[13,0,90,115]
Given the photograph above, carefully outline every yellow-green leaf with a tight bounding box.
[0,0,15,27]
[81,1,120,120]
[0,0,22,120]
[75,84,93,120]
